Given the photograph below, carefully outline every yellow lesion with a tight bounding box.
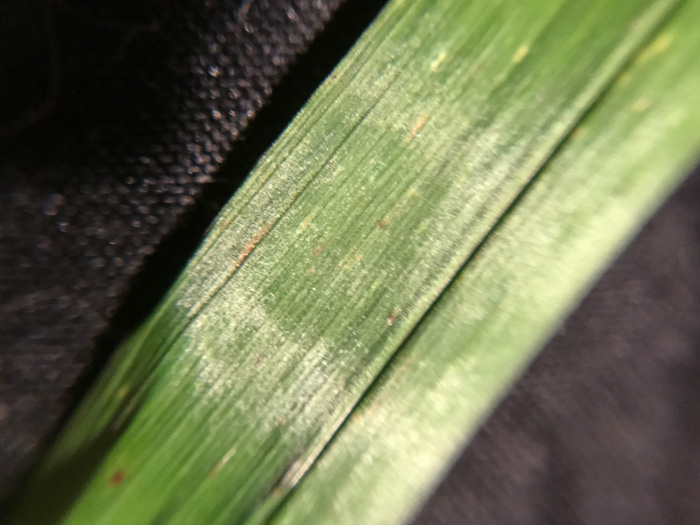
[512,45,529,64]
[430,51,447,72]
[632,98,650,112]
[296,217,311,235]
[635,32,673,64]
[414,219,430,235]
[404,186,419,199]
[335,251,364,271]
[616,71,631,86]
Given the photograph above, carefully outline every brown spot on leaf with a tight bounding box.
[387,311,397,325]
[570,126,586,140]
[377,219,388,230]
[236,224,270,268]
[312,244,323,256]
[109,470,125,486]
[405,113,430,142]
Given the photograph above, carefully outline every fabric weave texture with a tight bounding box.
[0,0,348,501]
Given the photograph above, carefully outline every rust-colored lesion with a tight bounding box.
[235,224,270,268]
[377,219,388,230]
[312,244,324,256]
[109,470,126,486]
[404,113,430,142]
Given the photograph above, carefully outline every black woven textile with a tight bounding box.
[0,0,392,504]
[2,1,699,523]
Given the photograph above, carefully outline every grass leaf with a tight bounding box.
[269,3,700,524]
[9,0,700,524]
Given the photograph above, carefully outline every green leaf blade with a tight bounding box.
[269,2,700,523]
[9,0,698,524]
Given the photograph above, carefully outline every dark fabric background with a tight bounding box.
[0,0,387,504]
[1,1,699,522]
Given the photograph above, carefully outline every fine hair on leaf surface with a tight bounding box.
[8,0,700,524]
